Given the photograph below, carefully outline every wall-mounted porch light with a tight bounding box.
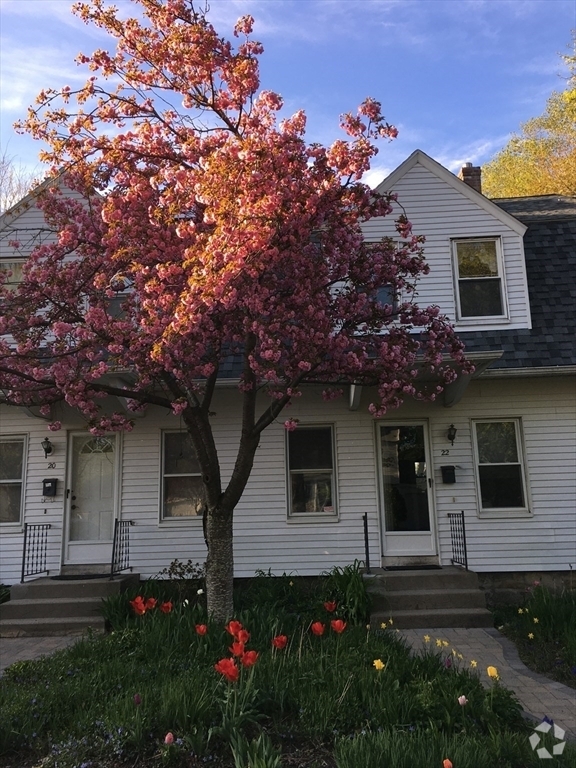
[447,424,457,446]
[41,437,54,458]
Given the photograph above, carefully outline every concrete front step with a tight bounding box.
[365,567,492,629]
[0,616,106,638]
[375,588,487,612]
[372,607,493,630]
[0,574,139,637]
[0,597,104,620]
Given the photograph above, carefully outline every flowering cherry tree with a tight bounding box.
[0,0,470,621]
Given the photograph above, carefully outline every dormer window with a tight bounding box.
[452,238,507,320]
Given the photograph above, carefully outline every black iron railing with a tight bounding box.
[362,513,371,574]
[21,523,52,583]
[110,520,134,577]
[448,510,468,570]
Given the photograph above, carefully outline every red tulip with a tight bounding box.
[272,635,288,649]
[145,597,157,610]
[331,619,347,634]
[311,621,325,636]
[164,732,174,745]
[230,641,245,657]
[443,760,453,768]
[159,601,173,614]
[241,650,259,667]
[324,601,337,612]
[214,657,239,682]
[195,624,208,635]
[236,628,250,644]
[129,596,146,615]
[225,620,244,638]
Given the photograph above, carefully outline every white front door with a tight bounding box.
[377,422,437,557]
[64,434,118,565]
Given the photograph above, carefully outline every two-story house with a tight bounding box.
[1,150,574,586]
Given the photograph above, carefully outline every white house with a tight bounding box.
[1,150,575,586]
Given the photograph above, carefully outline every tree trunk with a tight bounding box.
[205,504,235,623]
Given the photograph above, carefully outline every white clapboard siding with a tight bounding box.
[361,160,530,330]
[2,375,574,584]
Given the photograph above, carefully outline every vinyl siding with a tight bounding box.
[361,162,531,330]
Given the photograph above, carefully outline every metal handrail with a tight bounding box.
[21,523,52,583]
[110,519,134,577]
[448,510,468,570]
[362,512,371,574]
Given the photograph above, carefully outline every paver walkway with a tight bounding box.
[2,628,575,742]
[398,627,576,741]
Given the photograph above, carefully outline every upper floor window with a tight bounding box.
[472,419,529,515]
[452,239,507,320]
[287,425,337,517]
[161,431,205,519]
[0,260,25,292]
[0,436,27,524]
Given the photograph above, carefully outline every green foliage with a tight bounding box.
[3,567,567,767]
[483,36,576,198]
[496,584,576,688]
[322,560,372,624]
[0,583,10,604]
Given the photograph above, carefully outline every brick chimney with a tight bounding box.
[458,162,482,194]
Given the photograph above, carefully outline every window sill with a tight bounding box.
[477,508,532,519]
[158,518,203,527]
[287,514,339,524]
[0,523,24,533]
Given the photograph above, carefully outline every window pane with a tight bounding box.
[459,278,503,317]
[289,428,333,470]
[375,285,396,307]
[0,440,24,480]
[457,242,498,277]
[0,261,24,290]
[479,465,525,508]
[476,422,518,464]
[0,484,22,523]
[164,476,205,517]
[164,432,201,475]
[290,471,334,514]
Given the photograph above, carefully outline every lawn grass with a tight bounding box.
[493,583,576,689]
[1,570,575,768]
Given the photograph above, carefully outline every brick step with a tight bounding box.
[371,607,493,630]
[371,588,487,612]
[0,616,106,638]
[0,597,104,621]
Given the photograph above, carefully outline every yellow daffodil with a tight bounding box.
[533,617,539,623]
[436,639,443,647]
[487,665,499,680]
[528,632,534,639]
[457,653,464,660]
[373,659,385,671]
[518,608,524,614]
[451,648,457,656]
[470,660,478,668]
[442,640,449,648]
[381,622,387,629]
[423,634,431,643]
[388,618,394,625]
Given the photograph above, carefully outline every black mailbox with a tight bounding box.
[42,478,58,497]
[440,465,456,484]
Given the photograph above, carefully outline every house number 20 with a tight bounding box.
[47,462,56,469]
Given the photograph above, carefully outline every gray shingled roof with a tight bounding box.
[457,195,576,371]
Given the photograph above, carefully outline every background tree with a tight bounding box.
[0,0,470,621]
[0,147,38,213]
[483,42,576,198]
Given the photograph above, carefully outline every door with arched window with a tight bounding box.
[64,434,118,566]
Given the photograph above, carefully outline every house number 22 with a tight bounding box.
[441,450,450,456]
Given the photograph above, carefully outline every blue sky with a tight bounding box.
[0,0,574,187]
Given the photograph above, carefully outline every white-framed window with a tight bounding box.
[161,431,205,519]
[452,238,507,320]
[287,425,337,517]
[0,260,25,291]
[472,419,530,515]
[0,435,27,524]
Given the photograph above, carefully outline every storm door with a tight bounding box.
[64,434,118,565]
[378,422,437,556]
